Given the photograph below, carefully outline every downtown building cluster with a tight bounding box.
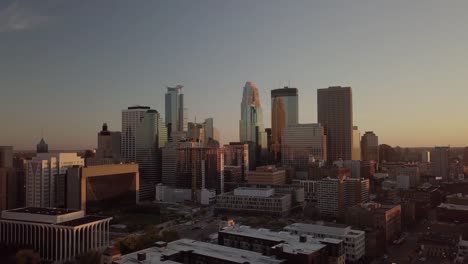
[1,81,468,263]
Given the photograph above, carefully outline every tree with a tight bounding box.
[161,230,179,242]
[117,234,142,255]
[15,249,40,264]
[79,250,101,264]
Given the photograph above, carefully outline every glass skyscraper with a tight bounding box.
[271,87,298,161]
[165,85,187,135]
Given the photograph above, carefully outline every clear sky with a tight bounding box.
[1,0,468,150]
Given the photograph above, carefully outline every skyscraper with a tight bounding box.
[203,118,220,143]
[0,146,13,168]
[271,87,299,161]
[432,146,450,181]
[0,146,16,211]
[165,85,187,135]
[122,106,167,200]
[121,106,151,162]
[36,138,49,153]
[361,131,379,164]
[87,123,122,166]
[175,144,224,201]
[352,126,361,160]
[317,86,353,162]
[224,142,249,182]
[239,82,267,167]
[97,123,121,160]
[136,110,167,199]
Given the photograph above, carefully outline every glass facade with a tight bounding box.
[271,87,298,160]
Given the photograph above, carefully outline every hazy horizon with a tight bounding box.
[2,0,468,149]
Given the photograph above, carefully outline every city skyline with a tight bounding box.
[2,0,468,149]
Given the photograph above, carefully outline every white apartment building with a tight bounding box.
[284,222,365,262]
[317,178,343,218]
[25,153,84,208]
[215,187,292,217]
[0,207,111,263]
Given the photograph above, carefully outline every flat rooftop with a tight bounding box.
[59,216,111,227]
[114,239,284,264]
[220,226,327,255]
[438,203,468,211]
[284,223,364,238]
[1,207,111,226]
[8,207,79,216]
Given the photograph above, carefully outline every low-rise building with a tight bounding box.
[215,187,292,217]
[155,184,216,205]
[218,225,345,264]
[417,233,457,258]
[0,207,111,263]
[345,202,401,244]
[113,238,285,264]
[248,166,286,185]
[284,222,365,263]
[436,203,468,224]
[447,193,468,206]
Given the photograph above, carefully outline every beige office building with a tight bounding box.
[66,164,139,212]
[248,166,286,185]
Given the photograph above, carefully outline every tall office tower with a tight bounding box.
[121,106,150,162]
[165,85,187,136]
[463,147,468,166]
[187,122,205,143]
[239,82,267,166]
[361,131,379,163]
[421,151,431,163]
[87,123,122,166]
[432,146,450,181]
[122,106,167,200]
[282,124,326,177]
[0,146,13,168]
[36,138,49,153]
[0,146,16,211]
[352,126,361,160]
[271,87,299,161]
[97,123,121,160]
[136,110,167,200]
[0,167,16,211]
[25,153,84,208]
[317,86,353,163]
[224,142,249,182]
[162,141,200,187]
[203,118,220,142]
[175,144,224,201]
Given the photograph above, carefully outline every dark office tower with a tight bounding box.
[0,146,13,168]
[361,131,379,164]
[271,87,299,162]
[36,138,48,153]
[317,86,353,162]
[432,146,450,181]
[463,147,468,166]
